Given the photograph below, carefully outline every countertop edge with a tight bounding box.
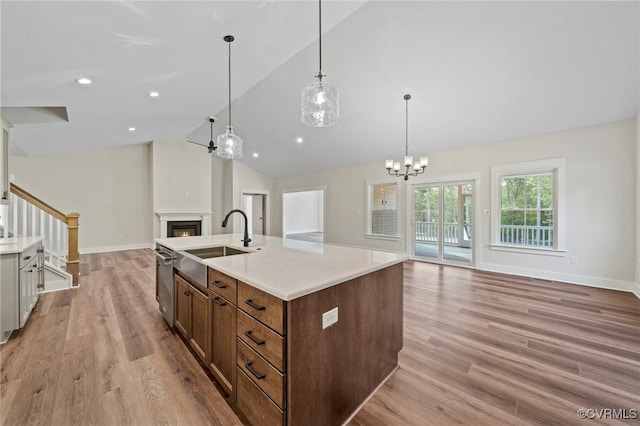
[0,236,44,254]
[204,255,408,301]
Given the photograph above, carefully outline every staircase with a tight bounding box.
[0,183,79,291]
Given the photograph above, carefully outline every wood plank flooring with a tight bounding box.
[1,250,638,425]
[0,250,241,426]
[350,261,640,426]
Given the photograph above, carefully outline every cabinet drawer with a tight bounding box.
[208,268,237,305]
[19,244,38,269]
[237,339,285,409]
[237,310,285,372]
[238,281,285,334]
[237,368,284,426]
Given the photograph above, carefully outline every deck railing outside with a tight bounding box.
[415,221,552,247]
[499,224,553,247]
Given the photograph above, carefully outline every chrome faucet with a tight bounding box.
[222,209,251,247]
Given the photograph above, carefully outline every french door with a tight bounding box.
[412,182,473,265]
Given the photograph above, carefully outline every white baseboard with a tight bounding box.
[635,260,640,299]
[477,262,637,294]
[79,242,154,254]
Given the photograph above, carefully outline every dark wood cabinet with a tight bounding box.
[174,274,190,338]
[236,282,287,425]
[190,286,208,361]
[209,289,237,400]
[174,263,403,426]
[174,273,209,363]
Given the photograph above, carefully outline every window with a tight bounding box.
[491,158,566,254]
[366,181,400,238]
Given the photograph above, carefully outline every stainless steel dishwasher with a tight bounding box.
[154,244,175,326]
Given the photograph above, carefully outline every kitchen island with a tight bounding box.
[155,234,407,426]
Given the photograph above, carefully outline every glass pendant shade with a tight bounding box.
[216,125,242,159]
[301,78,339,127]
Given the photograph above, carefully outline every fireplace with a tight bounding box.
[167,220,201,238]
[156,213,211,238]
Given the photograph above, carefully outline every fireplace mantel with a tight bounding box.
[156,212,211,238]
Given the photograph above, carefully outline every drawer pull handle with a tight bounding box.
[23,255,32,261]
[213,297,227,307]
[245,299,265,311]
[245,330,265,345]
[184,291,192,296]
[245,362,265,380]
[212,280,227,289]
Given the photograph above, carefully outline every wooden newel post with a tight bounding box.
[66,213,80,286]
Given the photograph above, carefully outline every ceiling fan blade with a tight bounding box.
[187,139,208,148]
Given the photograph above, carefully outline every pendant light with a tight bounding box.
[301,0,339,127]
[217,35,243,159]
[386,94,428,181]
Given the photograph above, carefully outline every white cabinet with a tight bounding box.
[1,238,43,342]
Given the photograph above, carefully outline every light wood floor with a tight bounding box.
[1,250,638,425]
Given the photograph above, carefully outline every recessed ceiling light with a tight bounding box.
[253,152,259,158]
[128,127,136,132]
[76,78,92,85]
[149,91,159,97]
[296,137,303,143]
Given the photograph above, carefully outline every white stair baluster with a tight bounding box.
[31,203,37,237]
[0,203,5,237]
[21,197,27,237]
[56,219,62,268]
[48,213,54,262]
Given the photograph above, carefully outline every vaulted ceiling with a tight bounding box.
[2,1,638,178]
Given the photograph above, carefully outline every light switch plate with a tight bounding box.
[322,307,338,329]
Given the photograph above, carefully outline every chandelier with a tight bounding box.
[386,94,428,181]
[301,0,339,127]
[217,35,243,159]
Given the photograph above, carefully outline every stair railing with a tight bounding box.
[1,183,79,285]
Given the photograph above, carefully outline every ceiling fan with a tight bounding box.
[187,117,217,153]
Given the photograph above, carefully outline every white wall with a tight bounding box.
[273,120,637,293]
[152,139,212,236]
[216,160,274,237]
[636,112,640,298]
[273,164,408,253]
[283,190,324,235]
[10,143,153,252]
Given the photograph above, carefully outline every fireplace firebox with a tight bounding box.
[167,220,201,238]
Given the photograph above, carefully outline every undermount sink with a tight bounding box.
[184,246,249,259]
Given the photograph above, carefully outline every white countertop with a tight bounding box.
[155,234,408,301]
[0,236,44,255]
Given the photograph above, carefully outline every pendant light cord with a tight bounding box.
[228,40,232,127]
[405,96,409,157]
[318,0,322,78]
